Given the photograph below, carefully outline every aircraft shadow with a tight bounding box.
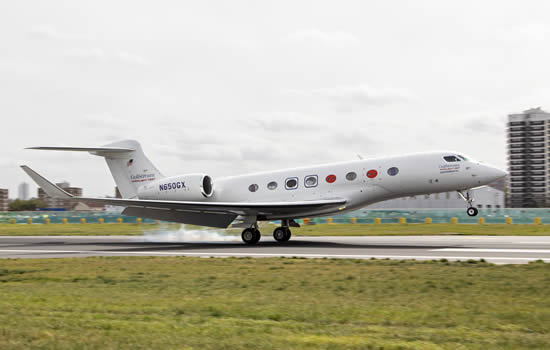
[59,240,457,253]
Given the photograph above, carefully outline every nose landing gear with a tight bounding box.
[457,190,478,217]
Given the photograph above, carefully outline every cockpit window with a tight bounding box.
[457,155,468,161]
[443,155,462,162]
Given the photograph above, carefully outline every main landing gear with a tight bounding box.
[240,219,296,244]
[457,190,479,217]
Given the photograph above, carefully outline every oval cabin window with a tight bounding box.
[248,184,259,192]
[387,167,399,176]
[304,175,318,188]
[267,181,278,190]
[346,172,357,181]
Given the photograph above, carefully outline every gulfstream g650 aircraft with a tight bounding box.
[21,140,506,244]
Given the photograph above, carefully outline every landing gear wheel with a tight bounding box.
[242,228,261,244]
[467,207,478,217]
[273,227,291,242]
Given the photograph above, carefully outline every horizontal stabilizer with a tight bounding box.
[26,146,134,153]
[20,165,73,199]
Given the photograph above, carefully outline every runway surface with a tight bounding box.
[2,235,550,263]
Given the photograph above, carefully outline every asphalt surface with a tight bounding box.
[2,235,550,264]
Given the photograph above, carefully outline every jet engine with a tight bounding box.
[137,173,213,201]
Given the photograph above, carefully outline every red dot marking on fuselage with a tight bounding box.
[326,174,336,183]
[367,170,378,178]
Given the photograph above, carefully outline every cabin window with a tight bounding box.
[304,175,318,188]
[443,155,461,162]
[248,184,259,192]
[267,181,278,190]
[387,167,399,176]
[346,172,357,181]
[285,177,298,190]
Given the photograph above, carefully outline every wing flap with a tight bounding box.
[122,207,237,228]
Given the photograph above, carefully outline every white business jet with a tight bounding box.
[21,140,506,244]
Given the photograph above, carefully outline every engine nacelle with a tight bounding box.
[137,173,213,201]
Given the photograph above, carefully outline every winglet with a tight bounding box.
[20,165,74,199]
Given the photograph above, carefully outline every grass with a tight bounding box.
[0,223,177,236]
[0,223,549,236]
[1,257,550,349]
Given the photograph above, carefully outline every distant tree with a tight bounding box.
[8,199,47,211]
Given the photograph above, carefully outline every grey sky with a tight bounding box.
[1,1,549,197]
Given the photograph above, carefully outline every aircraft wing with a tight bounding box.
[21,165,347,227]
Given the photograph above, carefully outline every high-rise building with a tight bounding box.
[38,182,83,210]
[507,107,550,208]
[0,189,8,211]
[18,182,29,200]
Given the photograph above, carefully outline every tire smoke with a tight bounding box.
[141,224,240,242]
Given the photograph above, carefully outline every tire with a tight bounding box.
[284,228,292,241]
[242,228,258,244]
[273,227,291,242]
[467,207,478,217]
[273,227,287,242]
[251,229,261,244]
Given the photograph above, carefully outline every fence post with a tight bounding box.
[27,218,32,224]
[478,217,485,224]
[303,218,310,225]
[136,218,142,224]
[10,218,15,224]
[374,217,381,224]
[98,218,104,224]
[62,218,67,224]
[534,217,541,225]
[506,217,513,225]
[399,217,406,224]
[424,217,432,224]
[44,218,50,224]
[326,217,333,224]
[350,217,357,224]
[450,217,458,224]
[117,217,123,224]
[80,218,86,224]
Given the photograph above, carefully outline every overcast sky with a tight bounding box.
[1,1,550,197]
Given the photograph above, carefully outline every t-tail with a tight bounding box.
[26,140,164,198]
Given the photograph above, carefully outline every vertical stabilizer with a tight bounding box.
[95,140,164,198]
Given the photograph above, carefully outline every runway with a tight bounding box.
[2,235,550,263]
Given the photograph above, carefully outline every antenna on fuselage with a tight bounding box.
[356,154,364,160]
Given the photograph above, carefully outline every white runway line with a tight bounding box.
[433,248,550,253]
[1,249,550,262]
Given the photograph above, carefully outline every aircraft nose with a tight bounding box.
[477,164,507,184]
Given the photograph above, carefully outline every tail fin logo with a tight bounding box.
[127,159,134,167]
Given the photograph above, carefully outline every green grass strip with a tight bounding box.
[1,257,549,349]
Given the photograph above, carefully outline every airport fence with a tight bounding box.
[1,208,550,224]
